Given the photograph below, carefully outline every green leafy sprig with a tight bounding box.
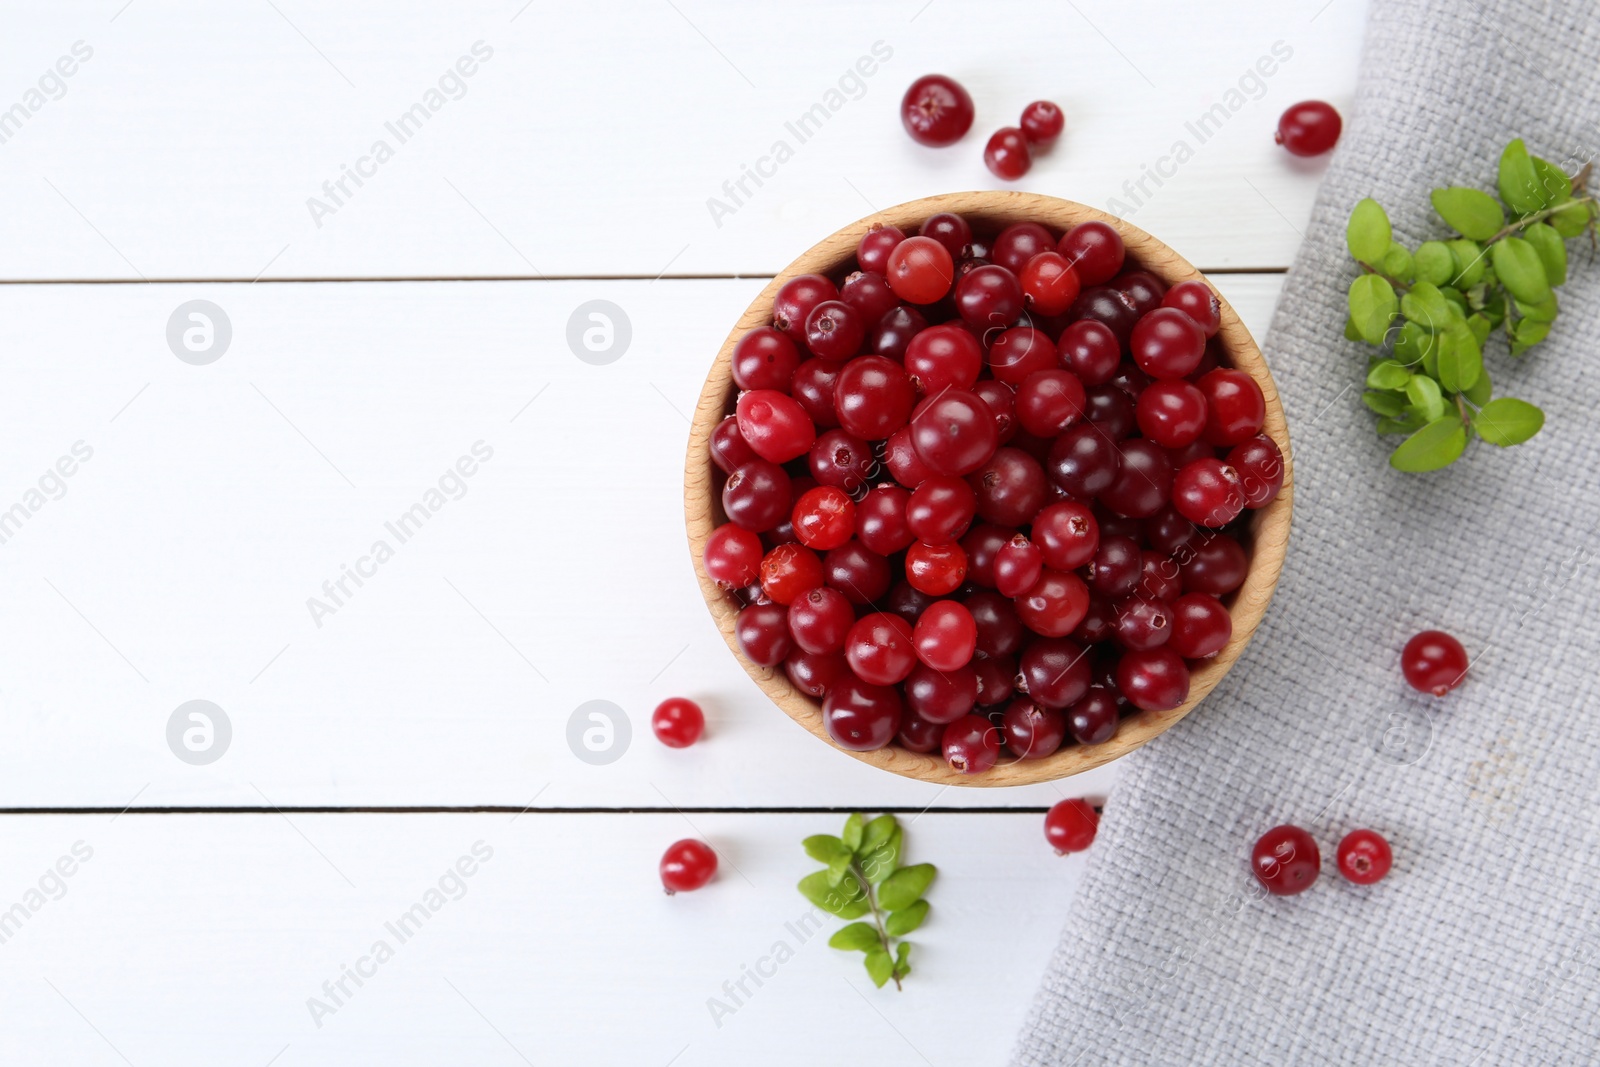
[1344,138,1597,471]
[797,813,936,990]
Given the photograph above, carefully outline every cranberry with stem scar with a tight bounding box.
[1172,458,1246,527]
[901,74,975,147]
[942,714,1001,774]
[856,224,905,274]
[773,274,837,334]
[787,585,856,654]
[732,327,800,392]
[1336,829,1393,885]
[1401,630,1469,696]
[969,446,1049,526]
[1016,369,1086,438]
[1033,500,1100,571]
[1019,100,1065,147]
[1018,636,1092,708]
[1002,697,1066,759]
[807,428,875,494]
[995,534,1044,598]
[722,459,791,532]
[911,389,1000,476]
[1047,422,1121,499]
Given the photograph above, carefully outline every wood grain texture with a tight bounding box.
[686,192,1293,786]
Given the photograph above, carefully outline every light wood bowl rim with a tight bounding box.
[683,191,1293,787]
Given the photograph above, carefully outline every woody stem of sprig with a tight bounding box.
[1482,194,1599,245]
[851,860,902,991]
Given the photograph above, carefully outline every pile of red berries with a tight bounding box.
[702,211,1285,777]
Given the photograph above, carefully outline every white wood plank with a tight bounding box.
[0,812,1084,1065]
[0,273,1281,808]
[0,0,1365,280]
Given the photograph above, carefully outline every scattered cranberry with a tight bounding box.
[984,127,1032,181]
[1336,829,1393,885]
[1275,100,1342,157]
[1401,630,1469,696]
[1044,798,1098,853]
[1019,100,1064,148]
[652,697,705,748]
[901,74,975,147]
[1250,825,1320,896]
[660,838,718,893]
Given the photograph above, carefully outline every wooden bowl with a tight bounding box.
[684,191,1292,786]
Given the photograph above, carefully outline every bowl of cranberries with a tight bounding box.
[686,192,1291,785]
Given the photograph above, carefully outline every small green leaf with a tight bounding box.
[864,948,894,988]
[885,899,930,936]
[1516,294,1558,323]
[1363,390,1407,418]
[1400,281,1457,331]
[1404,374,1445,422]
[1510,318,1552,355]
[1448,239,1488,287]
[1550,199,1593,238]
[803,834,849,865]
[1438,325,1482,393]
[1530,155,1573,205]
[1463,367,1492,406]
[1392,320,1435,368]
[798,870,870,919]
[1381,242,1414,283]
[1366,360,1411,390]
[1376,416,1421,435]
[894,941,912,980]
[1498,138,1547,214]
[859,826,902,885]
[859,814,897,855]
[1491,238,1551,304]
[828,922,880,952]
[1347,274,1398,344]
[1343,316,1363,342]
[878,863,938,912]
[841,814,864,852]
[1389,416,1468,472]
[1414,241,1456,286]
[1347,198,1393,265]
[1466,313,1492,346]
[1523,222,1567,287]
[1430,186,1505,240]
[1473,397,1544,446]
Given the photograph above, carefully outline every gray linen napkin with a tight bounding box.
[1014,1,1600,1063]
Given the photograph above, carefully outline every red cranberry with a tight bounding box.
[1196,369,1265,446]
[897,709,945,752]
[1098,439,1173,519]
[759,543,824,605]
[969,446,1049,525]
[785,648,847,697]
[972,379,1019,444]
[1073,595,1117,645]
[1087,534,1142,598]
[722,460,791,532]
[1228,434,1286,508]
[905,322,984,395]
[856,224,905,274]
[1057,222,1125,287]
[1137,552,1183,602]
[1167,593,1232,659]
[704,524,764,589]
[791,486,856,550]
[660,839,717,893]
[1162,280,1222,338]
[804,299,865,361]
[834,355,915,440]
[787,585,856,654]
[1113,597,1171,651]
[972,654,1017,707]
[823,674,902,750]
[1067,689,1119,745]
[1275,100,1342,157]
[736,389,816,464]
[942,714,1001,774]
[901,74,975,147]
[884,580,936,624]
[1047,423,1120,499]
[995,535,1044,598]
[1083,385,1136,439]
[1019,637,1092,707]
[966,590,1025,658]
[652,697,705,748]
[988,326,1058,385]
[906,475,977,544]
[808,428,875,493]
[1044,798,1098,853]
[1113,270,1165,315]
[1172,458,1246,527]
[1130,307,1205,379]
[886,236,955,305]
[856,484,915,556]
[1336,829,1393,885]
[823,542,892,605]
[871,305,928,361]
[735,602,791,666]
[1016,370,1086,438]
[903,661,979,724]
[839,272,901,328]
[1251,825,1320,896]
[905,540,967,596]
[732,327,800,392]
[1002,697,1066,759]
[959,522,1013,587]
[1019,251,1080,316]
[1115,647,1190,711]
[1143,506,1200,557]
[845,612,917,685]
[1136,379,1209,448]
[992,223,1055,275]
[1033,500,1099,570]
[773,274,837,334]
[710,416,759,474]
[912,600,978,671]
[911,389,1000,476]
[790,359,843,429]
[920,212,972,260]
[1180,536,1248,595]
[1068,286,1139,346]
[1401,630,1469,696]
[1019,100,1065,147]
[885,426,935,487]
[1058,320,1122,386]
[984,127,1032,180]
[1015,569,1090,638]
[954,264,1024,331]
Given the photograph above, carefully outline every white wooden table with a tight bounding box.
[0,2,1366,1062]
